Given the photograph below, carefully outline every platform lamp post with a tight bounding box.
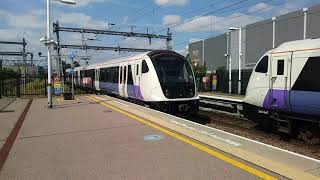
[229,27,242,95]
[41,0,76,109]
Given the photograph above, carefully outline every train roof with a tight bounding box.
[272,38,320,54]
[76,50,182,70]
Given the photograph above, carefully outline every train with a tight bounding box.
[66,50,199,114]
[242,38,320,144]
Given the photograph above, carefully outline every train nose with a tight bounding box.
[178,104,189,112]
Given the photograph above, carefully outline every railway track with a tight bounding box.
[184,109,320,160]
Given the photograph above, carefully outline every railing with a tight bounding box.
[0,76,47,98]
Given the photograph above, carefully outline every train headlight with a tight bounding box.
[165,89,171,98]
[189,88,194,96]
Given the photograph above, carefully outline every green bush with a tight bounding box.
[0,68,19,80]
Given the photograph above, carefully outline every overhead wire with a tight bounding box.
[124,0,256,48]
[169,1,320,49]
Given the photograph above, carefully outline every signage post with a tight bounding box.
[70,52,77,99]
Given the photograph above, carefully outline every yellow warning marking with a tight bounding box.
[88,96,278,180]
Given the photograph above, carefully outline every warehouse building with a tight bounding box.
[188,4,320,94]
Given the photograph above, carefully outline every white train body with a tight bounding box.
[67,50,199,113]
[243,39,320,124]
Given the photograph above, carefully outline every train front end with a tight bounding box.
[147,50,199,114]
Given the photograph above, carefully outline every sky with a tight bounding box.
[0,0,320,67]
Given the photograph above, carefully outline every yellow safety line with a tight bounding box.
[88,96,278,180]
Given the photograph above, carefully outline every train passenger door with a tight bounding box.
[135,62,141,88]
[119,66,124,97]
[270,53,291,111]
[95,68,100,90]
[119,65,128,98]
[132,62,142,99]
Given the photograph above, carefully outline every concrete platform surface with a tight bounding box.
[92,95,320,180]
[0,98,29,142]
[0,96,283,180]
[0,98,16,111]
[199,92,245,101]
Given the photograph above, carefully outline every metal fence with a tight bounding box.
[196,69,252,95]
[216,69,252,94]
[0,76,47,98]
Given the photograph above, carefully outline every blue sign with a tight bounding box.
[70,69,75,75]
[69,51,77,59]
[54,88,61,95]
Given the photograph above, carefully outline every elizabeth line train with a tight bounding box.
[243,38,320,143]
[66,50,199,114]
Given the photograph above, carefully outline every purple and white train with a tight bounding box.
[243,38,320,143]
[67,50,199,114]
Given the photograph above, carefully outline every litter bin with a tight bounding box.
[63,93,73,100]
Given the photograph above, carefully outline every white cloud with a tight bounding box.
[247,3,273,13]
[0,8,111,65]
[54,12,108,29]
[273,0,316,16]
[162,15,181,26]
[154,0,189,7]
[52,0,110,7]
[122,16,129,24]
[189,38,202,43]
[174,13,263,33]
[120,37,167,50]
[0,9,45,29]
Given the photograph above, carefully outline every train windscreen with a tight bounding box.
[151,55,194,84]
[151,54,195,98]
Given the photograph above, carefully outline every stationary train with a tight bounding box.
[242,38,320,143]
[67,50,199,114]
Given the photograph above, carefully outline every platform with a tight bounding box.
[0,95,283,180]
[0,95,318,179]
[0,98,30,150]
[92,94,320,179]
[199,92,244,102]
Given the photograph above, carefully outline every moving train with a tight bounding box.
[66,50,199,114]
[242,38,320,143]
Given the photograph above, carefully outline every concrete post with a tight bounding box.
[303,8,308,40]
[272,17,276,48]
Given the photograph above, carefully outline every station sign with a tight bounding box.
[53,77,61,95]
[211,74,217,91]
[202,76,209,83]
[70,68,75,75]
[83,77,92,85]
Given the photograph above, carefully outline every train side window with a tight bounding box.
[142,60,149,73]
[292,56,320,92]
[136,64,139,75]
[277,60,284,75]
[120,66,122,82]
[255,56,268,73]
[124,66,127,81]
[127,65,133,85]
[114,67,119,83]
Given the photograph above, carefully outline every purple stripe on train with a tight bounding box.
[263,89,320,116]
[99,82,144,100]
[290,90,320,116]
[263,89,289,110]
[127,85,144,100]
[99,82,119,94]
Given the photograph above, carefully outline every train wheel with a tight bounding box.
[298,125,320,145]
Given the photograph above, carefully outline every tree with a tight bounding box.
[192,62,207,77]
